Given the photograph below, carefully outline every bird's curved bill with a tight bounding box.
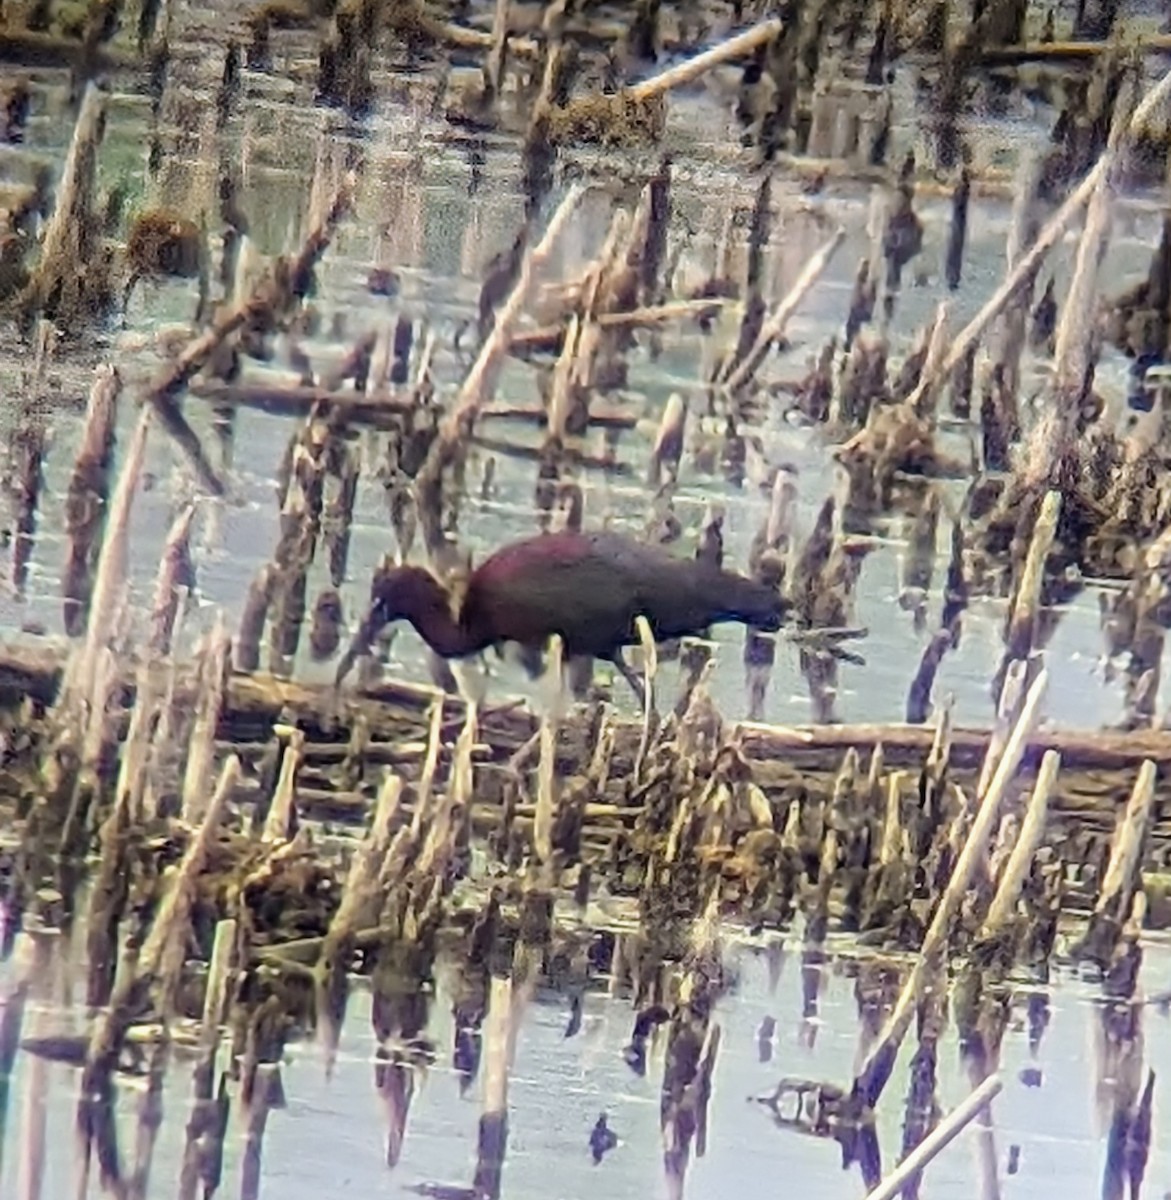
[334,602,388,688]
[333,641,360,688]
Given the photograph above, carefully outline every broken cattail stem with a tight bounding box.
[981,749,1059,937]
[473,975,517,1200]
[977,658,1026,801]
[61,407,152,727]
[879,770,905,865]
[945,168,970,291]
[112,659,161,826]
[1051,82,1131,386]
[1025,71,1136,488]
[634,614,659,777]
[235,564,277,672]
[648,392,688,488]
[906,61,1171,411]
[854,668,1048,1104]
[417,703,477,882]
[426,184,585,453]
[992,151,1044,409]
[150,504,196,655]
[143,173,358,496]
[484,0,510,93]
[628,19,783,102]
[534,635,563,868]
[409,700,445,843]
[516,298,734,351]
[62,364,121,634]
[124,1037,168,1200]
[545,313,584,445]
[320,770,403,974]
[262,729,303,842]
[83,661,144,999]
[865,1075,1004,1200]
[1006,490,1060,642]
[11,924,53,1200]
[142,756,239,976]
[996,490,1061,701]
[723,227,846,392]
[77,642,120,779]
[8,389,47,599]
[85,757,241,1080]
[1095,760,1157,923]
[977,36,1171,64]
[240,1065,280,1200]
[22,83,106,313]
[910,300,951,420]
[180,618,232,824]
[200,919,236,1041]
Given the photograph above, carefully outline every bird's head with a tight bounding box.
[334,564,444,688]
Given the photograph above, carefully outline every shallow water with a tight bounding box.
[3,4,1171,1199]
[1,931,1169,1200]
[1,53,1168,730]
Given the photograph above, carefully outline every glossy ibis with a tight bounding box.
[334,529,788,702]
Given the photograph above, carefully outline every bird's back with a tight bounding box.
[466,532,641,657]
[468,531,784,656]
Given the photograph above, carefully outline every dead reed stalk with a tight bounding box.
[85,756,241,1079]
[865,1075,1003,1200]
[59,407,152,737]
[906,61,1171,411]
[627,19,783,102]
[414,184,585,551]
[180,616,232,823]
[722,226,847,392]
[854,667,1048,1105]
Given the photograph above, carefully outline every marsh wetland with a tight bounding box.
[2,1,1171,1197]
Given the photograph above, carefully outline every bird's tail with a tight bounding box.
[722,575,787,631]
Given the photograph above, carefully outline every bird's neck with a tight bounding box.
[405,580,484,659]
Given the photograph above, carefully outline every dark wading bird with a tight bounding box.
[334,530,788,703]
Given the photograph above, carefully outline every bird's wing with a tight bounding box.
[578,532,699,604]
[475,546,641,651]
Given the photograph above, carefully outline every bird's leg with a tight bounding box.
[450,658,488,708]
[427,649,460,695]
[606,650,647,709]
[510,642,546,679]
[565,654,595,702]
